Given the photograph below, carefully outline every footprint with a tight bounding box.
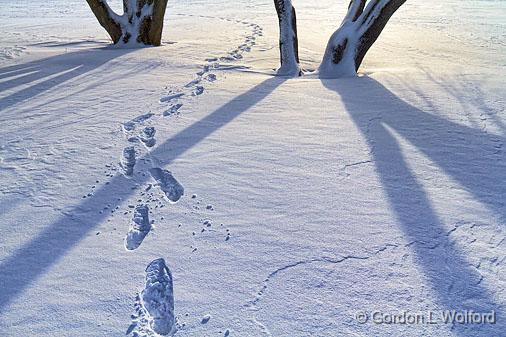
[192,86,204,96]
[205,74,217,82]
[197,65,210,76]
[163,103,183,117]
[123,113,155,131]
[201,314,211,324]
[149,168,184,203]
[140,127,156,148]
[220,56,235,62]
[120,146,136,176]
[125,205,151,251]
[184,78,201,88]
[131,258,176,336]
[160,92,184,103]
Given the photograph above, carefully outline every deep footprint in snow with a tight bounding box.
[163,103,183,117]
[123,113,155,132]
[149,168,184,203]
[143,259,176,335]
[197,65,210,76]
[120,146,136,176]
[185,78,201,88]
[160,92,184,103]
[205,74,217,82]
[192,86,204,96]
[140,127,156,148]
[129,259,176,336]
[125,205,152,251]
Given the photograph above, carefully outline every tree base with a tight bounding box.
[86,0,168,47]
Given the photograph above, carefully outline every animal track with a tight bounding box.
[125,204,152,251]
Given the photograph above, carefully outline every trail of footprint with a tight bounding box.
[125,204,152,251]
[157,13,264,122]
[102,13,263,335]
[128,258,177,336]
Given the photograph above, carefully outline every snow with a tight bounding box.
[1,0,505,336]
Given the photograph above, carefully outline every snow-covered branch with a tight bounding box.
[344,0,366,23]
[319,0,406,78]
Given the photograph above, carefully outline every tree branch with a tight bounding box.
[354,0,406,70]
[344,0,366,22]
[86,0,122,43]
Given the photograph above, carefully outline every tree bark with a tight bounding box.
[274,0,301,76]
[319,0,406,78]
[86,0,168,46]
[86,0,122,44]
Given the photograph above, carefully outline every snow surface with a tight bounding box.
[0,0,505,336]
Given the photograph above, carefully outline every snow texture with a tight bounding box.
[0,0,505,336]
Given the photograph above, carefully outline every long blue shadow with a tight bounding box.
[323,77,505,336]
[0,47,131,112]
[0,76,286,310]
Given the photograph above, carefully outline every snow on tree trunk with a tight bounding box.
[319,0,405,78]
[273,0,301,76]
[86,0,168,46]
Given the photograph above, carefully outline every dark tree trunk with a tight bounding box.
[319,0,406,78]
[86,0,122,44]
[86,0,168,46]
[273,0,301,76]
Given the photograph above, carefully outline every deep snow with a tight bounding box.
[0,0,505,336]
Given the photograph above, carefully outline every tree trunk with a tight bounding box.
[274,0,301,76]
[86,0,168,46]
[319,0,406,78]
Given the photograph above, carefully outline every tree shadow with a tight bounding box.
[322,76,505,336]
[0,76,286,311]
[0,47,132,111]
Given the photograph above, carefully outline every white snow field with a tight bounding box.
[1,0,505,336]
